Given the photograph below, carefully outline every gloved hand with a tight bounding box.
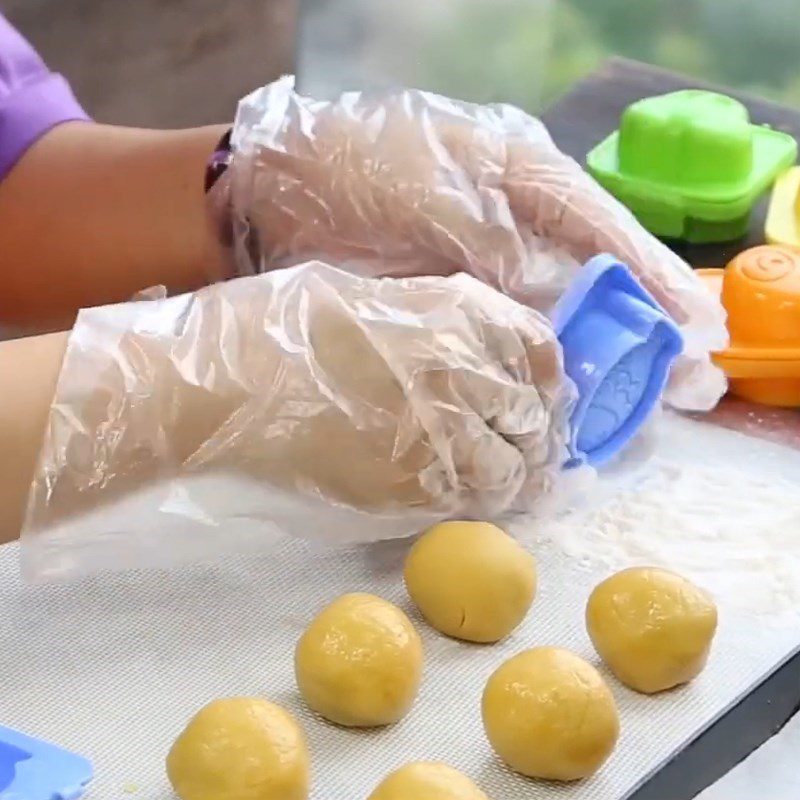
[24,262,570,579]
[217,77,727,410]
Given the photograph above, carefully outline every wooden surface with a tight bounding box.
[543,57,800,447]
[5,0,298,128]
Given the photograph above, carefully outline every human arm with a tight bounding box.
[0,121,230,332]
[0,331,67,543]
[0,14,229,332]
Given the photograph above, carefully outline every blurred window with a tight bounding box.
[298,0,800,110]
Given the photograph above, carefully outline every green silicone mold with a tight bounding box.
[587,90,798,243]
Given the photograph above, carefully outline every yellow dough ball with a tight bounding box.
[482,647,619,781]
[367,762,490,800]
[586,566,718,694]
[404,521,537,643]
[295,593,423,727]
[166,697,309,800]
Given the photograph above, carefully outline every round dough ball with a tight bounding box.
[166,697,309,800]
[482,647,619,781]
[367,762,489,800]
[295,592,423,727]
[586,566,718,694]
[404,521,537,643]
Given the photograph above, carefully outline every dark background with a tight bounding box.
[3,0,297,127]
[5,0,800,128]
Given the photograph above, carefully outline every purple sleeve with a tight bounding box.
[0,14,89,180]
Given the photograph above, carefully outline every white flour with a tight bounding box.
[522,413,800,623]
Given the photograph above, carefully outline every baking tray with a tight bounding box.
[541,59,800,799]
[290,40,800,795]
[2,413,799,799]
[628,643,800,799]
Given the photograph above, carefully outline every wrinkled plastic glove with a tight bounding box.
[23,263,570,580]
[216,77,727,410]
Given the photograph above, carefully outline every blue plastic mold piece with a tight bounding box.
[553,254,683,466]
[0,725,92,800]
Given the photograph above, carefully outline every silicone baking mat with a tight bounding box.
[2,413,799,799]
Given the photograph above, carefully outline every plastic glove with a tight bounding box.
[217,77,727,410]
[23,262,570,580]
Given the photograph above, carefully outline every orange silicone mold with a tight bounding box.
[698,244,800,406]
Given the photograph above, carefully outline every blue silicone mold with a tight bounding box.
[553,254,683,466]
[0,725,92,800]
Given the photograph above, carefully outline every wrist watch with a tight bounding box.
[204,127,262,271]
[204,128,236,254]
[205,128,233,194]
